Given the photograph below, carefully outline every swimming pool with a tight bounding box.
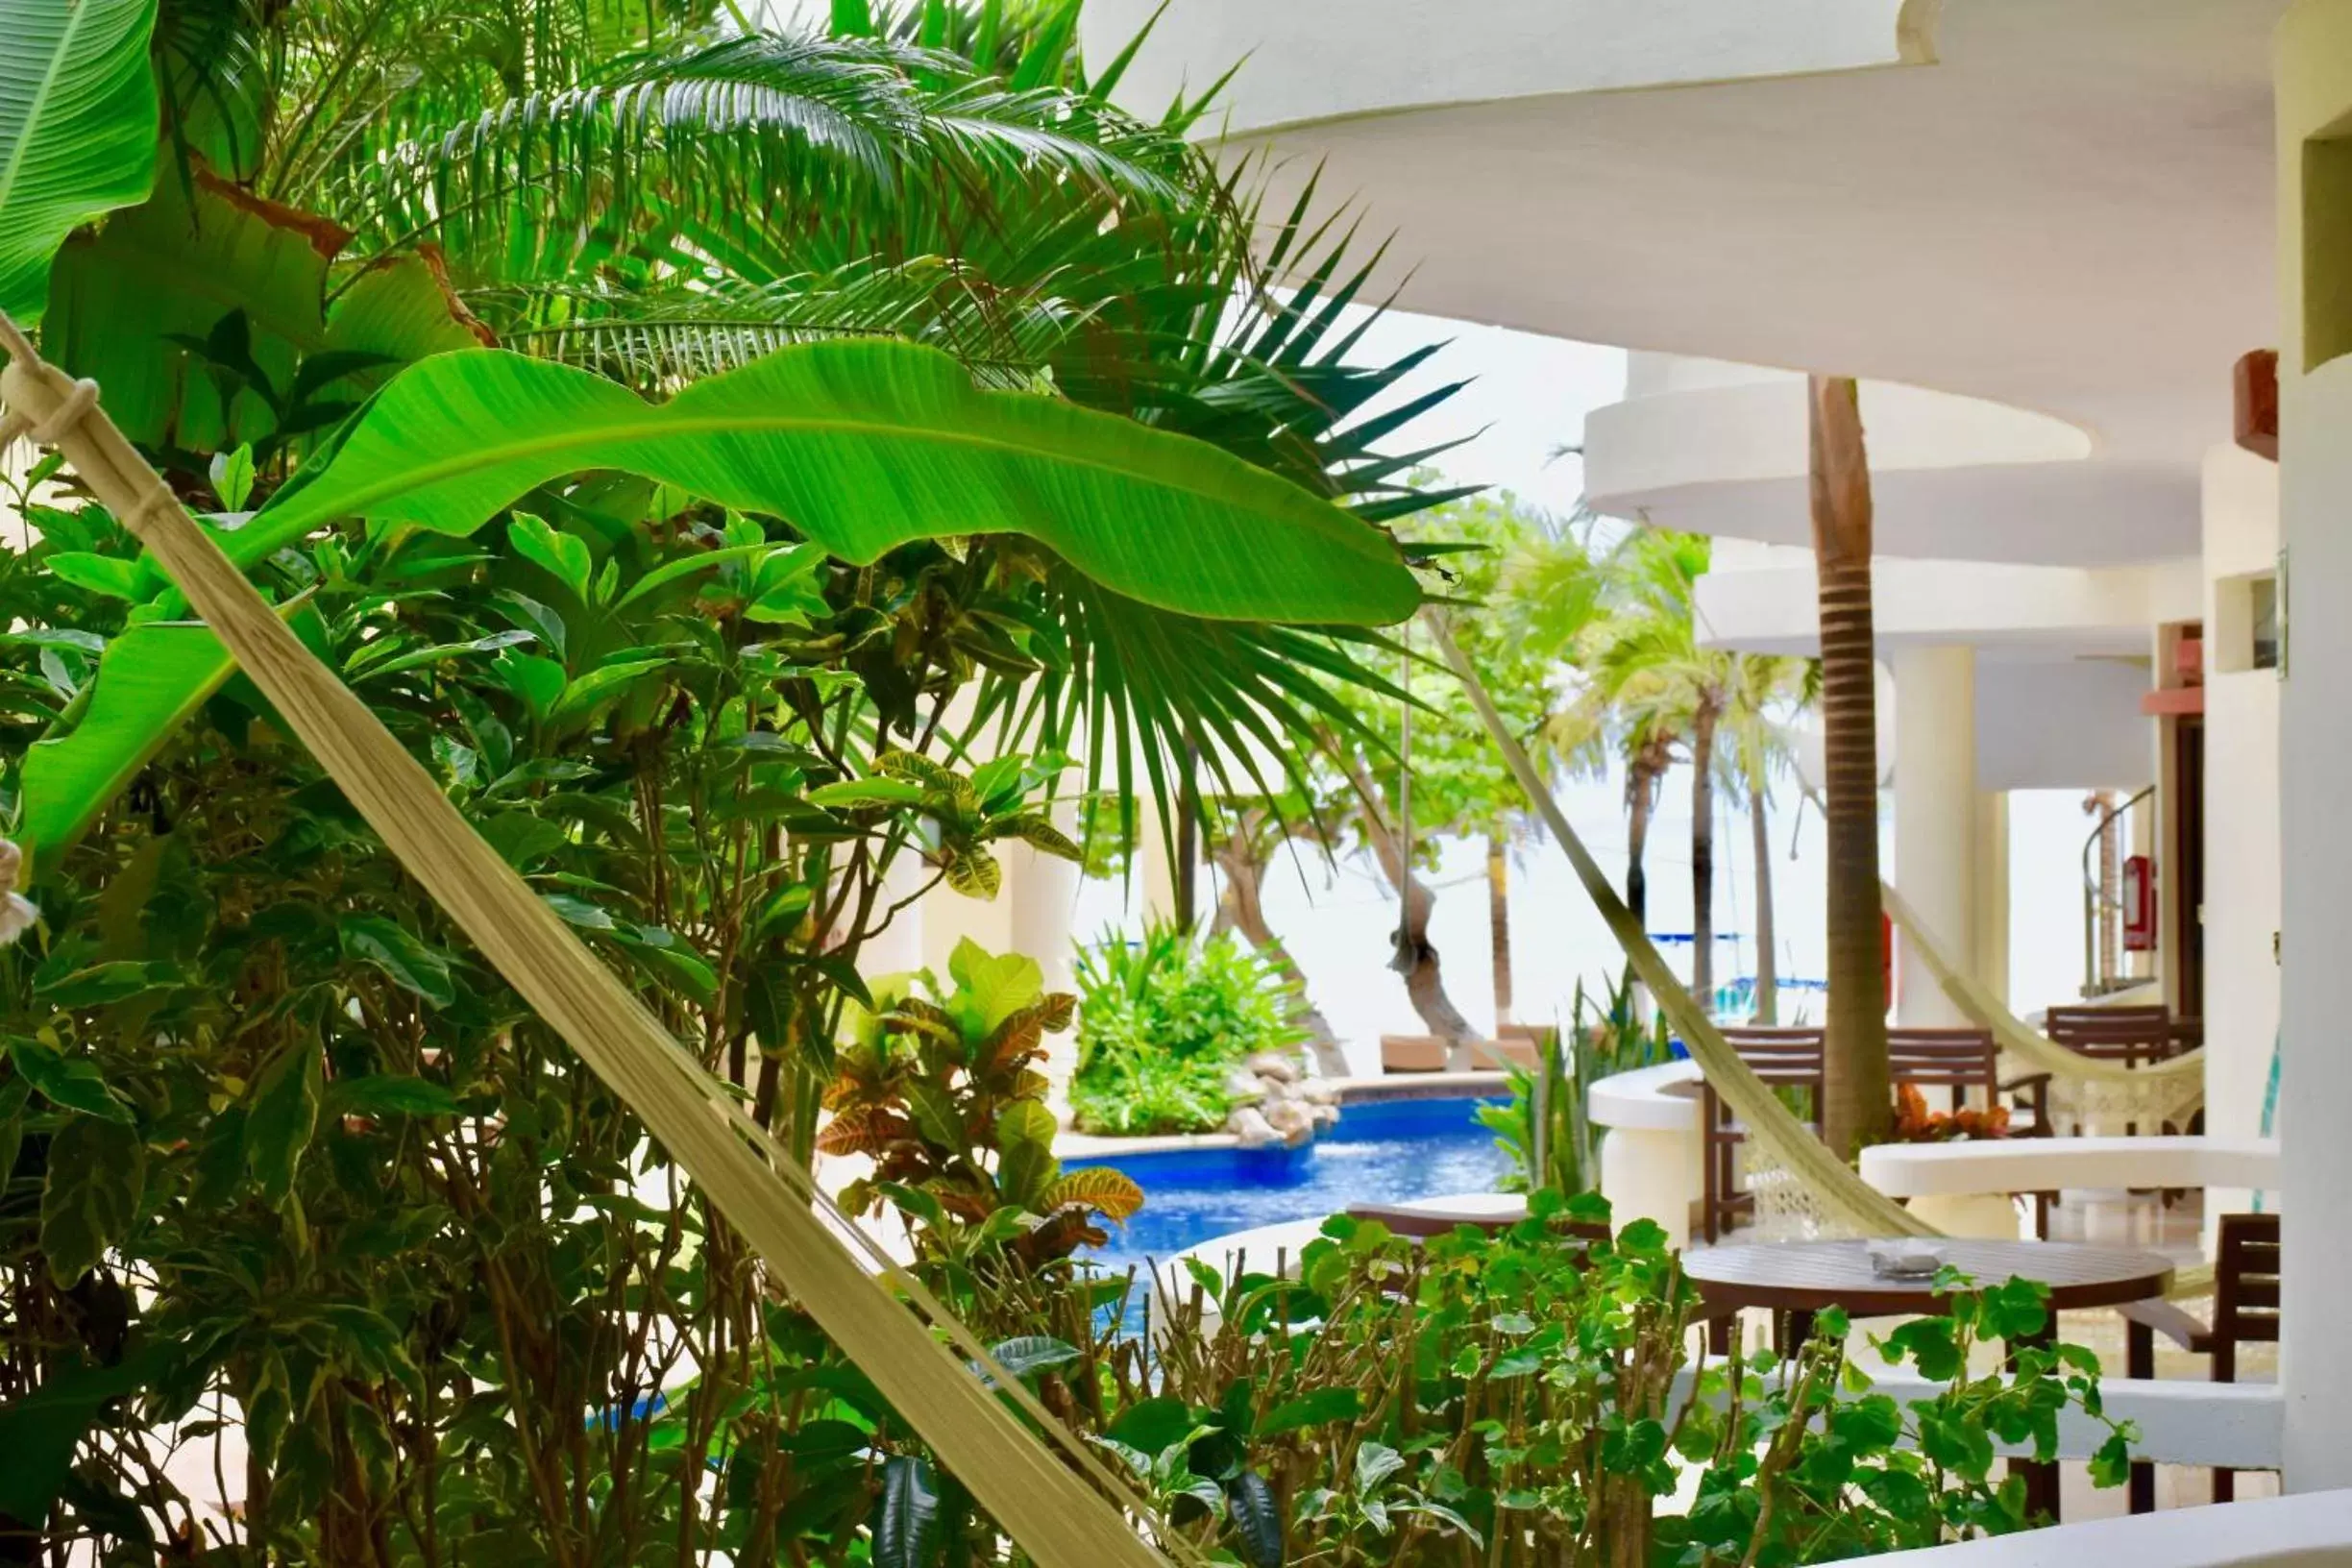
[1064,1094,1512,1286]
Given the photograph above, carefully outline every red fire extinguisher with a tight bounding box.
[2122,855,2157,952]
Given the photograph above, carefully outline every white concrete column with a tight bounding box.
[915,810,1082,985]
[2202,446,2283,1231]
[1136,789,1186,927]
[1009,799,1084,995]
[2277,0,2352,1490]
[918,875,1012,980]
[1973,792,2011,1007]
[857,845,931,981]
[1007,801,1086,1100]
[1891,646,1978,1026]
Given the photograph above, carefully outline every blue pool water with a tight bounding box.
[1064,1095,1511,1288]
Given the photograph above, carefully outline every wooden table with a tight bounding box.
[1683,1238,2175,1521]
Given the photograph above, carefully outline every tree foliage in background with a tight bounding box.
[1194,492,1598,1066]
[0,0,1482,1555]
[1553,527,1815,1019]
[1069,922,1305,1136]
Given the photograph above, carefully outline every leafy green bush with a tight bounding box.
[1068,1194,2134,1566]
[1480,969,1675,1193]
[1069,923,1307,1135]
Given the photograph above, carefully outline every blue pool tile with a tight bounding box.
[1066,1096,1511,1306]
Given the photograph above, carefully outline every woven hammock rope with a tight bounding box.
[1428,612,2221,1300]
[1876,877,2204,1131]
[0,318,1192,1568]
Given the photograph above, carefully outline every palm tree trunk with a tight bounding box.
[1211,812,1348,1075]
[1339,749,1479,1061]
[1750,767,1778,1025]
[1623,752,1664,1024]
[1810,374,1891,1156]
[1626,756,1660,930]
[1690,700,1720,1009]
[1486,833,1514,1027]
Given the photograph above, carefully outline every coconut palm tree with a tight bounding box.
[1558,529,1723,996]
[1809,374,1891,1155]
[1721,651,1817,1023]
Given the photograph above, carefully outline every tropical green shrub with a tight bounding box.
[1093,1195,2135,1566]
[0,440,1122,1553]
[1069,922,1307,1136]
[821,938,1144,1264]
[1480,969,1675,1193]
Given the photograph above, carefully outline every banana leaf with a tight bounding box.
[231,341,1418,621]
[0,0,159,326]
[24,339,1420,870]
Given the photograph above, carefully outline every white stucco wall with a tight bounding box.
[2202,445,2284,1224]
[1080,0,1925,139]
[1971,658,2156,794]
[2275,0,2352,1487]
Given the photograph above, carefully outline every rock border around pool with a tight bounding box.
[1054,1070,1511,1159]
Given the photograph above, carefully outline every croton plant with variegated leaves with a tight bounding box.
[823,938,1144,1264]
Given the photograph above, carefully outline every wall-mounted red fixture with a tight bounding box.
[2122,854,2157,952]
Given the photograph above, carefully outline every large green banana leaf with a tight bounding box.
[19,625,241,866]
[44,177,486,448]
[24,339,1419,872]
[0,0,159,327]
[228,342,1416,620]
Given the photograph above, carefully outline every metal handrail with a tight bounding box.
[2081,784,2155,997]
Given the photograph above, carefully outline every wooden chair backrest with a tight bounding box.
[1886,1027,2000,1098]
[2044,1005,2178,1066]
[1703,1029,1825,1133]
[2217,1211,2282,1352]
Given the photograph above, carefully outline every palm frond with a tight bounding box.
[330,31,1187,288]
[485,260,1088,388]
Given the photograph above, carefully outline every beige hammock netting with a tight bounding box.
[1427,613,2217,1297]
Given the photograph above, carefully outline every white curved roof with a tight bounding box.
[1085,0,2283,566]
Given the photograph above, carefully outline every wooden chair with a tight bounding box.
[1887,1026,2054,1237]
[2045,1005,2181,1069]
[1699,1027,1825,1243]
[1471,1031,1545,1071]
[2045,1005,2184,1136]
[1886,1026,2052,1130]
[2121,1213,2280,1512]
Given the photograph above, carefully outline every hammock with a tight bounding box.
[0,320,1187,1568]
[1877,876,2205,1131]
[1423,612,1931,1242]
[1429,612,2221,1299]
